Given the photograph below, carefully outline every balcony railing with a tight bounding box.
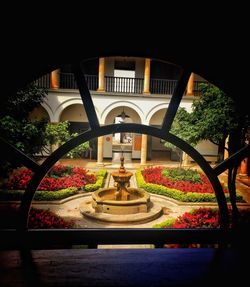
[60,73,98,90]
[34,73,206,96]
[150,78,177,95]
[34,73,51,88]
[105,76,144,94]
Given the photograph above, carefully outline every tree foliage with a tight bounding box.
[164,83,248,224]
[164,107,197,166]
[0,83,48,156]
[191,83,239,145]
[0,116,47,155]
[45,121,89,158]
[165,83,239,154]
[0,82,47,119]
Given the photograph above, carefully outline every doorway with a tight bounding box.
[103,106,142,163]
[112,114,133,162]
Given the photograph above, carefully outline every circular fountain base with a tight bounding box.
[80,187,162,223]
[80,200,162,223]
[93,187,150,215]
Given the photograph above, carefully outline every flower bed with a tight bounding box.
[28,207,74,228]
[3,165,96,191]
[154,207,250,247]
[136,168,244,202]
[154,208,219,229]
[143,166,226,194]
[0,165,107,201]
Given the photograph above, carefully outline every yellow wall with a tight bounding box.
[29,105,49,121]
[60,104,88,122]
[149,109,166,125]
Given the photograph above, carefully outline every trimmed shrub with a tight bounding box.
[0,187,78,201]
[84,169,107,192]
[162,167,202,183]
[153,218,176,228]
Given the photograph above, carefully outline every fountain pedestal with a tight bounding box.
[80,154,162,222]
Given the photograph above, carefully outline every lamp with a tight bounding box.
[121,107,126,121]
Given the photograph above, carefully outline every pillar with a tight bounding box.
[187,73,194,96]
[224,136,229,160]
[141,134,147,165]
[182,152,190,166]
[98,57,105,92]
[143,58,151,94]
[240,158,248,175]
[97,136,104,166]
[240,138,249,175]
[51,144,58,153]
[51,69,60,89]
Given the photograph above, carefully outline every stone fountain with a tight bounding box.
[80,154,162,223]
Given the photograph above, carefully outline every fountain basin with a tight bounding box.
[92,187,150,214]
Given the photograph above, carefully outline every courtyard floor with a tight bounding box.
[30,158,250,229]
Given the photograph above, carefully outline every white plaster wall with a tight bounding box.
[42,90,216,158]
[105,57,144,79]
[44,90,194,126]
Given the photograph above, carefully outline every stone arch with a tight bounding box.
[148,107,170,162]
[54,98,100,123]
[102,103,143,162]
[29,104,51,122]
[101,101,144,125]
[60,103,88,122]
[149,107,167,126]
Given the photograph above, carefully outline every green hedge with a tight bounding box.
[84,169,107,192]
[0,187,78,201]
[153,218,176,228]
[135,170,244,203]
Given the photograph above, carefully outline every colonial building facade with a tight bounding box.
[31,57,218,165]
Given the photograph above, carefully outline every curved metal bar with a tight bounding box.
[161,70,191,131]
[73,64,100,129]
[214,145,250,176]
[19,123,229,230]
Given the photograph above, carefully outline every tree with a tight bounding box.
[44,121,89,158]
[165,83,248,224]
[0,82,47,119]
[0,83,48,176]
[0,116,47,156]
[0,83,48,156]
[165,84,239,163]
[191,83,239,162]
[164,107,198,167]
[189,84,247,224]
